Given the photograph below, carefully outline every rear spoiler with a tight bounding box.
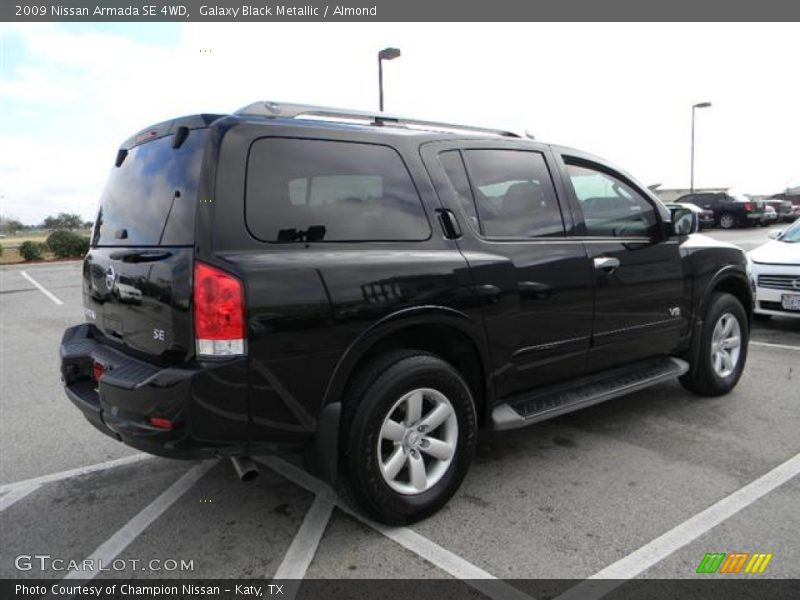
[120,114,223,151]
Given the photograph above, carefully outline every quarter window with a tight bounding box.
[566,163,658,238]
[246,138,429,242]
[438,151,481,234]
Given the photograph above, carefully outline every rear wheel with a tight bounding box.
[680,292,749,396]
[338,350,477,525]
[718,213,735,229]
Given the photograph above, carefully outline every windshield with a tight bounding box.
[91,129,207,247]
[779,219,800,243]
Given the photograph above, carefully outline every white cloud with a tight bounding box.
[1,22,798,224]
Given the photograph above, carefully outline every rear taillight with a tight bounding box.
[148,417,173,430]
[744,202,753,211]
[193,262,245,357]
[92,361,105,383]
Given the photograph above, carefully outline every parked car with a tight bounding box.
[665,202,715,230]
[765,199,796,223]
[60,102,752,524]
[761,205,779,226]
[747,219,800,320]
[677,192,767,229]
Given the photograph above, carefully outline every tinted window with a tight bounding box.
[566,163,658,237]
[246,138,429,242]
[92,130,207,247]
[438,151,480,234]
[461,150,564,238]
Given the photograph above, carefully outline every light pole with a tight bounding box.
[378,47,401,112]
[690,102,712,193]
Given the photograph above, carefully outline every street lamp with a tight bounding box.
[378,47,401,112]
[690,101,712,193]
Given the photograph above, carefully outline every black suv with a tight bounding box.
[61,102,752,524]
[677,191,767,229]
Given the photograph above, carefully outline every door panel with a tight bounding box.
[556,154,691,371]
[584,240,689,371]
[422,141,594,400]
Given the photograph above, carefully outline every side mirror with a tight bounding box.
[768,229,784,240]
[669,207,698,236]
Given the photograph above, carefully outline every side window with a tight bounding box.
[565,163,658,238]
[460,149,565,238]
[438,151,481,234]
[246,138,430,242]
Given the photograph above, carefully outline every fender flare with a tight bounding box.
[696,266,752,317]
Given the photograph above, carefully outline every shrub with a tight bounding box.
[19,241,45,261]
[46,229,90,258]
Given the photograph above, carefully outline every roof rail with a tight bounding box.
[234,101,520,138]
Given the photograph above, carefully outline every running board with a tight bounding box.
[492,357,689,431]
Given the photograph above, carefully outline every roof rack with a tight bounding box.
[234,101,520,138]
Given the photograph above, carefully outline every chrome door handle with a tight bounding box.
[593,257,620,272]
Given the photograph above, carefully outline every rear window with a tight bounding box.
[91,129,207,247]
[245,138,430,242]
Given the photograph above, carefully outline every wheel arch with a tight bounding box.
[702,268,753,320]
[304,306,493,484]
[683,267,752,380]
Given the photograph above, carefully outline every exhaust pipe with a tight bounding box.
[230,456,259,482]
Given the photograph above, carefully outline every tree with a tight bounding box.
[42,212,84,230]
[0,215,24,233]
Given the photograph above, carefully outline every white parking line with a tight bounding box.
[0,484,40,512]
[750,341,800,351]
[555,452,800,600]
[273,494,334,580]
[63,460,217,580]
[257,456,536,600]
[20,270,64,305]
[0,453,151,495]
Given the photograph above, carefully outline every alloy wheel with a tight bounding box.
[377,388,458,495]
[710,312,742,378]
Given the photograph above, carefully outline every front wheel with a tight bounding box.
[680,292,749,396]
[338,350,477,525]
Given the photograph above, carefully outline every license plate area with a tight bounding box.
[781,294,800,311]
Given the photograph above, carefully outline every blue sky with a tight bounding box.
[1,22,799,224]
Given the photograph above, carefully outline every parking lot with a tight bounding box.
[1,226,798,594]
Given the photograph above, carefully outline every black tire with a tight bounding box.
[337,350,477,525]
[680,292,749,396]
[718,212,735,229]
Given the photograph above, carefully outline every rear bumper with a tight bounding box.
[60,324,304,459]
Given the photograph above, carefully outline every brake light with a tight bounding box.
[149,417,173,430]
[744,202,753,211]
[193,262,245,357]
[92,361,105,382]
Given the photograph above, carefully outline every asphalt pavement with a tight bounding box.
[1,226,798,589]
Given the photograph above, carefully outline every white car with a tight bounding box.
[747,220,800,319]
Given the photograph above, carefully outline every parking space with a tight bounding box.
[1,226,798,590]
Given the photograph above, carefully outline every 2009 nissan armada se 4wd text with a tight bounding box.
[61,102,752,524]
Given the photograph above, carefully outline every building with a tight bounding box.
[649,186,729,204]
